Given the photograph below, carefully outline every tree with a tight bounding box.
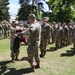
[17,0,47,21]
[46,0,75,22]
[0,0,10,21]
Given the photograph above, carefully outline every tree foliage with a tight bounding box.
[17,0,47,21]
[46,0,75,22]
[0,0,10,21]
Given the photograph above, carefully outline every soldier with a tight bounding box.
[0,23,3,38]
[51,22,57,44]
[3,22,8,38]
[55,22,64,49]
[7,23,11,37]
[40,17,51,57]
[67,22,74,45]
[62,22,69,46]
[17,14,41,72]
[10,20,21,63]
[73,25,75,53]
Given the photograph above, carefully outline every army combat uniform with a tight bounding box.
[40,17,51,57]
[20,16,41,71]
[10,23,21,62]
[55,23,64,49]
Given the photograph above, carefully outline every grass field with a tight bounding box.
[0,38,75,75]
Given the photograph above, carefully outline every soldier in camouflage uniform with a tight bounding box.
[40,17,51,57]
[55,22,64,49]
[0,24,3,38]
[10,20,21,63]
[18,14,41,72]
[67,22,74,45]
[51,22,57,44]
[73,24,75,53]
[3,22,8,38]
[7,23,11,37]
[62,22,69,46]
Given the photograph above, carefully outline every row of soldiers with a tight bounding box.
[0,22,11,38]
[50,21,75,50]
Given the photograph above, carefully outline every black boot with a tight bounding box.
[15,56,19,61]
[35,63,40,69]
[11,58,15,63]
[43,51,46,57]
[40,51,44,58]
[31,66,35,72]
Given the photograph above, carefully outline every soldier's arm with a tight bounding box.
[29,24,37,32]
[10,26,16,33]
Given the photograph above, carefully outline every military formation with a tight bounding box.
[0,22,11,38]
[51,21,75,50]
[1,14,75,72]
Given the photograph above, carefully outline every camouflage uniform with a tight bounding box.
[10,22,20,62]
[4,23,8,38]
[0,24,3,38]
[68,23,74,45]
[55,22,64,49]
[62,23,69,46]
[73,25,75,53]
[51,22,57,43]
[20,15,41,71]
[7,23,11,37]
[40,17,50,57]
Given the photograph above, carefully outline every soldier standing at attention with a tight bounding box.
[51,22,57,44]
[17,14,41,72]
[62,22,69,46]
[55,22,64,49]
[40,17,51,57]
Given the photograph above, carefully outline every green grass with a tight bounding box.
[0,38,75,75]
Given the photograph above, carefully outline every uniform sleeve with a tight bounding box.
[10,26,16,33]
[46,25,51,37]
[29,24,37,32]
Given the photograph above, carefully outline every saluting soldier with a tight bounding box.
[40,17,51,57]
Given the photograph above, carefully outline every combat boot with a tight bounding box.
[43,51,46,57]
[35,63,40,69]
[11,58,15,63]
[31,66,35,72]
[15,56,19,61]
[40,51,44,58]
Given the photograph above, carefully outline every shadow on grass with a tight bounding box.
[47,47,57,52]
[60,48,75,57]
[0,60,11,75]
[20,57,28,61]
[0,60,34,75]
[4,68,33,75]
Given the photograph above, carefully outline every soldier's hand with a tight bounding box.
[14,34,17,39]
[23,28,27,30]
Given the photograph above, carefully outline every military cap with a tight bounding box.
[52,21,56,24]
[42,17,49,21]
[28,14,36,19]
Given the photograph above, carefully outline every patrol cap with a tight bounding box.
[52,21,56,24]
[12,20,16,23]
[28,14,36,19]
[42,17,49,21]
[15,21,18,25]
